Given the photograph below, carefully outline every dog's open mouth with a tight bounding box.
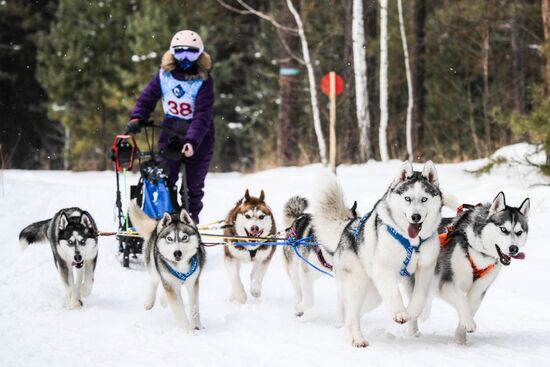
[408,222,423,239]
[245,228,264,238]
[495,245,525,266]
[72,260,84,269]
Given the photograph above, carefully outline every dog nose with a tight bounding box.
[509,245,519,255]
[251,225,259,232]
[74,254,82,262]
[173,250,182,260]
[411,214,421,223]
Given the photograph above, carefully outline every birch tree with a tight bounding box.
[379,0,390,162]
[397,0,414,160]
[352,0,371,162]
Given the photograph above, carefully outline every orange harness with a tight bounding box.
[439,203,495,280]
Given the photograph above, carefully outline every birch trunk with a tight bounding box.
[379,0,390,162]
[286,0,327,165]
[352,0,371,162]
[397,0,414,161]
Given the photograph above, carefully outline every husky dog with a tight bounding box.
[19,207,98,309]
[129,202,205,331]
[410,192,530,344]
[223,189,277,303]
[283,196,357,317]
[312,162,443,347]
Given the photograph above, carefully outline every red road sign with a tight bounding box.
[321,72,344,96]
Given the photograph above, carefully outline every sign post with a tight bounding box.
[321,72,344,174]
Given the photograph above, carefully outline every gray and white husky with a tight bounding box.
[409,192,530,344]
[312,161,444,347]
[283,196,357,317]
[19,207,98,309]
[223,190,277,303]
[129,202,205,331]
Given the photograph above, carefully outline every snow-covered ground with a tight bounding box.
[1,152,549,367]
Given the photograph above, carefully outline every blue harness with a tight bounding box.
[163,254,199,282]
[354,213,427,277]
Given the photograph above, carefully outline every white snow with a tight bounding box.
[1,156,549,366]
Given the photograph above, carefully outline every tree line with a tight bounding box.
[1,0,549,173]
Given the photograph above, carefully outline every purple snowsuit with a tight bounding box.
[130,51,215,223]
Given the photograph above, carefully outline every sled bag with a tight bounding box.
[141,178,174,219]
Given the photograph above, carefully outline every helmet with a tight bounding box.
[170,30,204,62]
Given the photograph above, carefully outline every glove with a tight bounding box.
[125,119,141,134]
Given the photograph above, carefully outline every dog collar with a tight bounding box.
[162,254,199,282]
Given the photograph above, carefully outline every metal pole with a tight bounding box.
[329,71,337,174]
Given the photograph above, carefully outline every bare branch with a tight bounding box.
[235,0,298,34]
[216,0,251,15]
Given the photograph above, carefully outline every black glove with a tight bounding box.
[125,119,141,134]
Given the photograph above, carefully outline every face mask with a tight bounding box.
[177,58,196,70]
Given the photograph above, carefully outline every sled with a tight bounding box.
[111,120,190,268]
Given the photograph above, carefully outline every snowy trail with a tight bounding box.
[1,158,549,367]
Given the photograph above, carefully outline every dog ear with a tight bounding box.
[244,189,251,202]
[179,209,194,226]
[391,161,413,188]
[58,214,69,230]
[489,192,506,215]
[422,160,439,186]
[80,213,93,228]
[259,190,265,201]
[158,212,172,229]
[519,198,530,218]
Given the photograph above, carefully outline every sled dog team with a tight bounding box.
[18,161,530,346]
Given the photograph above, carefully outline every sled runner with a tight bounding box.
[111,120,190,268]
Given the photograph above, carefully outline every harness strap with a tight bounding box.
[467,256,495,280]
[288,237,334,278]
[354,212,372,240]
[315,245,333,271]
[385,225,428,277]
[163,254,199,282]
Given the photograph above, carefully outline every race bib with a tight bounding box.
[159,70,204,120]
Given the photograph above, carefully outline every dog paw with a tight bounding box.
[69,299,82,310]
[352,338,369,348]
[455,332,467,345]
[250,288,261,298]
[393,311,410,324]
[144,300,154,310]
[294,311,304,317]
[460,319,476,333]
[229,290,247,304]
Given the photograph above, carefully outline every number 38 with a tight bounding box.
[168,101,192,116]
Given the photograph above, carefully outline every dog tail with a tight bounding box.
[128,199,158,240]
[442,190,460,212]
[283,196,308,229]
[311,171,354,253]
[19,219,51,251]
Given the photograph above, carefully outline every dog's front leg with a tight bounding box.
[406,262,436,319]
[144,276,160,310]
[71,266,83,307]
[372,264,408,323]
[402,278,421,336]
[284,257,303,316]
[186,278,202,330]
[342,271,369,347]
[295,263,314,314]
[224,255,246,303]
[81,259,96,297]
[439,281,476,344]
[164,284,191,331]
[250,257,271,299]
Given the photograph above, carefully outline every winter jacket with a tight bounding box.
[130,51,215,154]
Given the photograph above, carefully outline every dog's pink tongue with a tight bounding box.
[408,223,421,239]
[513,252,526,260]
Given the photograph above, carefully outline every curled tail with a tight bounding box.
[311,172,354,253]
[283,196,308,228]
[19,219,51,250]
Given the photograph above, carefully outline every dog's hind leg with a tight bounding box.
[343,271,369,348]
[186,279,202,330]
[334,273,345,328]
[224,256,247,304]
[81,259,96,298]
[250,256,272,299]
[284,258,303,316]
[295,262,314,315]
[164,285,192,331]
[144,276,160,310]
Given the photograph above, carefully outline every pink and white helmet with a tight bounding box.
[170,30,204,55]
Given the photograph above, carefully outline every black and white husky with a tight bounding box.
[129,202,206,331]
[312,161,444,347]
[409,192,530,344]
[19,207,98,309]
[283,196,357,317]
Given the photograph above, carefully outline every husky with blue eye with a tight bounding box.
[409,192,530,344]
[312,162,445,347]
[19,207,98,309]
[129,201,205,331]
